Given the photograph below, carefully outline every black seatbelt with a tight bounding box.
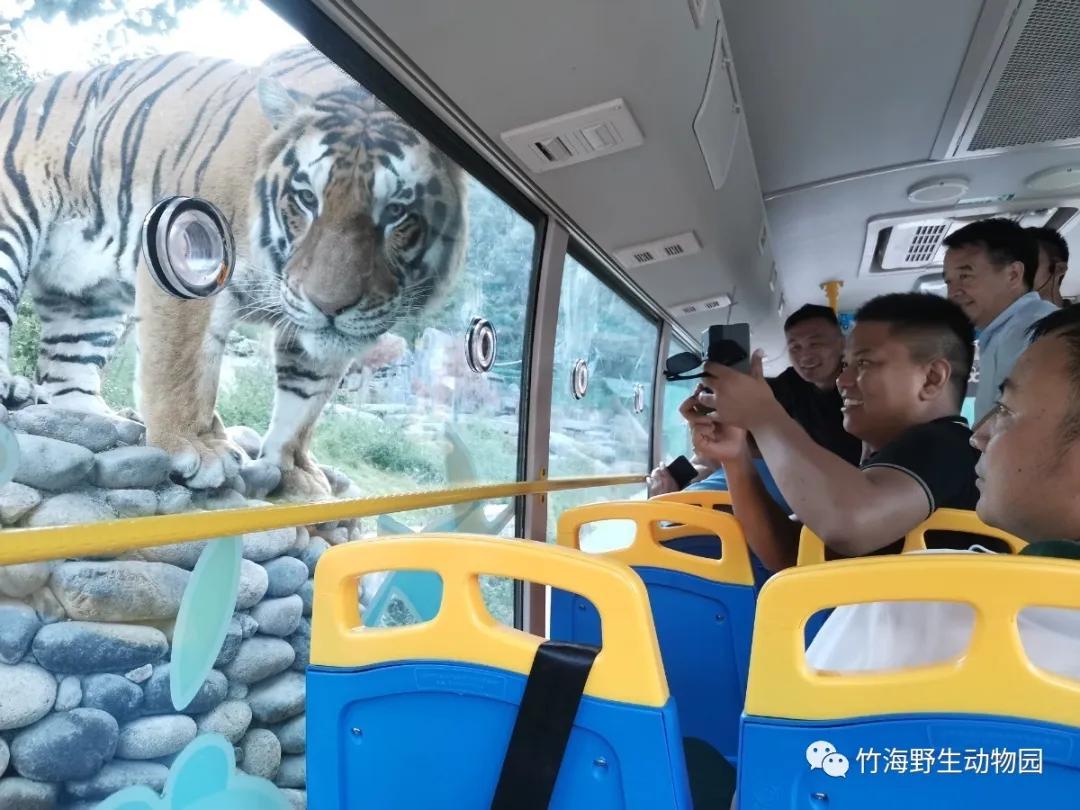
[491,640,600,810]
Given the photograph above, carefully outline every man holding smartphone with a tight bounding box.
[687,293,987,572]
[648,304,860,495]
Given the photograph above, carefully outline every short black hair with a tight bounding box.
[1027,225,1070,265]
[1028,307,1080,442]
[784,304,839,333]
[942,217,1040,289]
[854,292,975,405]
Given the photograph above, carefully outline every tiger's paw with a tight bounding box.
[160,433,245,490]
[274,455,333,503]
[0,373,38,410]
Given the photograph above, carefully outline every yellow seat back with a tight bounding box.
[796,507,1027,566]
[557,499,752,586]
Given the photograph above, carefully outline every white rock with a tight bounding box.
[0,600,41,664]
[125,664,154,684]
[264,557,309,598]
[275,755,305,788]
[0,562,54,599]
[92,446,170,489]
[116,715,198,759]
[242,527,298,563]
[236,560,269,610]
[0,775,58,807]
[106,488,158,517]
[240,728,281,780]
[251,596,303,637]
[50,561,189,622]
[26,492,115,527]
[122,539,207,570]
[27,586,65,624]
[55,675,82,711]
[0,483,41,524]
[13,433,95,491]
[223,637,295,684]
[66,760,169,801]
[272,713,305,754]
[10,406,119,452]
[0,663,56,730]
[196,700,252,744]
[156,484,193,515]
[248,671,305,724]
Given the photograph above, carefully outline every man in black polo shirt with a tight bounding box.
[766,304,863,465]
[804,307,1080,678]
[648,304,859,495]
[685,293,979,570]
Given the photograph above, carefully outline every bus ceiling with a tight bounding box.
[320,0,1080,359]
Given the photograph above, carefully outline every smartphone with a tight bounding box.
[667,455,698,490]
[702,323,751,373]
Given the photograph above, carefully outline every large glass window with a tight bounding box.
[3,4,538,524]
[0,3,537,805]
[546,253,659,546]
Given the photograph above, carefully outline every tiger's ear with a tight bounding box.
[257,78,311,129]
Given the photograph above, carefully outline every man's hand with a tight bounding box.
[699,351,783,430]
[646,464,678,496]
[691,416,750,467]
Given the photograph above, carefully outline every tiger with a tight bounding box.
[0,46,468,499]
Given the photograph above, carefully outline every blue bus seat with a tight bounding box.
[307,534,693,810]
[738,553,1080,808]
[550,500,755,767]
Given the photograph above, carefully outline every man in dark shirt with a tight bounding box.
[766,304,863,465]
[685,293,979,570]
[648,304,859,495]
[803,306,1080,682]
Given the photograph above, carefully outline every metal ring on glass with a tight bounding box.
[464,317,497,374]
[571,359,589,400]
[633,383,646,414]
[142,196,235,299]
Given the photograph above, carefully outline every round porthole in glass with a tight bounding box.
[142,196,235,299]
[571,359,589,400]
[464,317,497,374]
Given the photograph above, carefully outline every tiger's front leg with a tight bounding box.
[136,268,242,489]
[261,333,349,502]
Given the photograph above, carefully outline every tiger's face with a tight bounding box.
[249,80,468,361]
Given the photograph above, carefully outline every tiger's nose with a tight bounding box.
[306,288,357,317]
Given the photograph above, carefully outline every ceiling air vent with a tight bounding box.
[500,99,644,173]
[858,198,1080,278]
[880,221,955,270]
[614,231,702,269]
[935,0,1080,157]
[672,293,732,318]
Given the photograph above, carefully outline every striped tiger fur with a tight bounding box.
[0,46,468,498]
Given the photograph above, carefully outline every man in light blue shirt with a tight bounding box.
[943,218,1057,422]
